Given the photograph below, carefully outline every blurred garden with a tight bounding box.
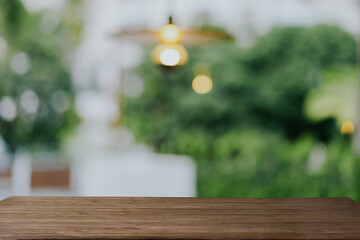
[0,0,359,200]
[126,25,360,199]
[0,0,79,153]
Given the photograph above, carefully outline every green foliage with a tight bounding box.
[0,0,79,153]
[198,134,359,200]
[126,25,359,199]
[305,66,358,124]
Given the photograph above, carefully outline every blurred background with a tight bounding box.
[0,0,360,200]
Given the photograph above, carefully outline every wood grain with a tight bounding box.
[0,197,359,240]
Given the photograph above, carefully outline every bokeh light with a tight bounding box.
[152,43,188,66]
[10,52,31,75]
[341,120,355,135]
[160,49,180,66]
[0,97,17,121]
[20,89,39,114]
[159,24,181,43]
[192,75,213,94]
[50,91,71,113]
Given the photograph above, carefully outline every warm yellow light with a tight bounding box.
[341,120,355,135]
[160,49,180,66]
[152,43,188,66]
[160,24,181,43]
[192,75,213,94]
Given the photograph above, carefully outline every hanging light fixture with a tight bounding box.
[152,43,188,66]
[159,24,181,44]
[152,16,188,67]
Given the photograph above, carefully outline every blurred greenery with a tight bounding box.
[1,0,359,200]
[127,25,360,199]
[305,66,358,125]
[0,0,79,153]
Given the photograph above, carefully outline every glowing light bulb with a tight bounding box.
[192,75,213,94]
[160,24,181,43]
[159,49,180,66]
[341,120,355,135]
[152,43,188,66]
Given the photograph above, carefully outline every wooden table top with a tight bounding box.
[0,197,359,240]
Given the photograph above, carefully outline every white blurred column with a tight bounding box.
[12,152,32,196]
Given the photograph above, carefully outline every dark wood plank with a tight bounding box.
[31,168,70,188]
[0,197,359,240]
